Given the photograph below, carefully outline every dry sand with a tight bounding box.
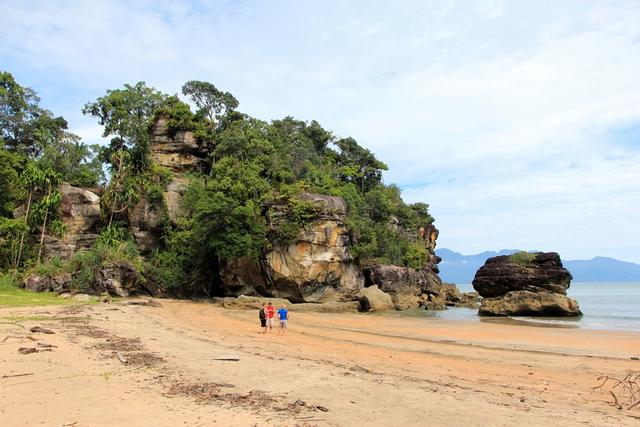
[1,299,639,426]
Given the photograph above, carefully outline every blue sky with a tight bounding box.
[2,0,639,262]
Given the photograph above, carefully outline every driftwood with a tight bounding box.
[29,326,55,334]
[1,373,34,379]
[37,342,57,348]
[212,355,240,361]
[2,335,38,342]
[18,347,38,354]
[593,373,640,410]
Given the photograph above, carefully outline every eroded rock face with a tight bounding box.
[363,264,443,310]
[221,193,364,303]
[479,291,581,316]
[42,184,101,259]
[149,117,207,174]
[473,252,572,297]
[473,252,580,316]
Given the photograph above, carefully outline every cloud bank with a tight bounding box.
[2,0,639,262]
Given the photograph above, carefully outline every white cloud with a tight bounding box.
[2,0,639,262]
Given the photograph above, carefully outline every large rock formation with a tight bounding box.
[149,116,208,174]
[363,264,443,310]
[128,118,205,252]
[41,183,101,259]
[221,193,364,303]
[473,252,581,316]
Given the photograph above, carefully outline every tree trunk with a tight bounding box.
[36,183,52,265]
[15,190,32,268]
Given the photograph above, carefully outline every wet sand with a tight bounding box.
[1,299,639,426]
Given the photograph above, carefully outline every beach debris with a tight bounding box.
[1,373,34,379]
[631,357,639,361]
[37,342,57,348]
[29,326,55,334]
[315,405,329,412]
[115,351,128,364]
[17,347,38,354]
[2,335,37,342]
[124,299,163,308]
[592,373,640,410]
[213,355,240,361]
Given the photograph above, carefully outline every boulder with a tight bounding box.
[455,291,480,309]
[23,275,51,292]
[479,291,582,317]
[358,285,394,312]
[441,283,461,306]
[23,273,70,293]
[473,252,580,316]
[95,261,140,297]
[473,252,572,297]
[363,264,443,310]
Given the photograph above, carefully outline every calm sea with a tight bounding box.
[419,282,640,332]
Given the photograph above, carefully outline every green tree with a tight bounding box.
[181,80,238,126]
[83,81,166,170]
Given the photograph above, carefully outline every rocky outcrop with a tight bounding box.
[478,290,582,316]
[473,252,573,297]
[23,273,70,293]
[149,117,207,174]
[363,264,443,310]
[221,193,364,303]
[42,184,101,259]
[473,252,581,316]
[358,285,394,312]
[94,261,141,297]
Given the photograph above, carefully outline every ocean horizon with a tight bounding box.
[418,281,640,332]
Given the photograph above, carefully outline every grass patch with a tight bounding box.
[0,286,82,307]
[509,251,537,266]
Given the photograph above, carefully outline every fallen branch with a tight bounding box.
[593,373,640,410]
[1,373,34,379]
[29,326,55,334]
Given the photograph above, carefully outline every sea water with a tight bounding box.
[420,282,640,332]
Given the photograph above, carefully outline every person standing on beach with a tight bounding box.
[258,303,267,334]
[277,304,289,336]
[264,302,276,333]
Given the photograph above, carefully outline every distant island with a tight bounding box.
[436,248,640,283]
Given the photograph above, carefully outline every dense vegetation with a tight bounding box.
[0,71,434,294]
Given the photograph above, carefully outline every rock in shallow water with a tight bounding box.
[473,252,580,317]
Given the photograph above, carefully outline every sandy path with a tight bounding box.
[1,299,639,426]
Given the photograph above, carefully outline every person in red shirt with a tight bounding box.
[264,302,276,332]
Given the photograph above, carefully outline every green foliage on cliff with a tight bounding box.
[1,72,435,295]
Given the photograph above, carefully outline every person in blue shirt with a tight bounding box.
[277,304,289,336]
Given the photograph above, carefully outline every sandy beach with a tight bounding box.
[1,299,639,426]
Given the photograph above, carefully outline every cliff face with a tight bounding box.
[130,118,205,253]
[221,193,364,303]
[42,183,101,259]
